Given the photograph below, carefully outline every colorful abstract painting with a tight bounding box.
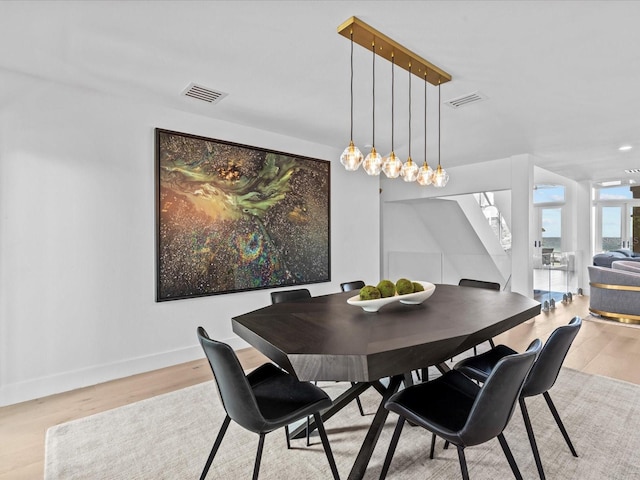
[155,129,331,301]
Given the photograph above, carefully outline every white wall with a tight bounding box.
[381,155,534,296]
[0,74,380,405]
[383,198,507,286]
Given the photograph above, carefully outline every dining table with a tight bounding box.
[232,283,541,480]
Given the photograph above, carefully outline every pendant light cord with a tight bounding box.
[349,31,354,141]
[408,64,411,158]
[372,42,376,147]
[438,81,441,167]
[391,53,395,152]
[424,73,427,162]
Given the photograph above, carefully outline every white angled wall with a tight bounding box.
[380,155,535,296]
[0,73,380,406]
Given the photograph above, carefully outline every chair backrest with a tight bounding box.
[270,288,311,305]
[522,316,582,397]
[458,278,501,291]
[460,339,541,446]
[340,280,365,292]
[197,327,266,433]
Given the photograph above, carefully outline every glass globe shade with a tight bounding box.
[432,165,449,187]
[416,163,434,186]
[382,152,402,178]
[340,141,364,171]
[362,147,382,175]
[401,157,418,182]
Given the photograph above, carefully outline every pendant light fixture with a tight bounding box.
[432,81,449,187]
[382,53,402,178]
[402,64,418,182]
[362,41,382,175]
[417,72,433,186]
[337,16,452,187]
[340,30,364,171]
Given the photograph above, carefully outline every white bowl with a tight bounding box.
[346,281,436,312]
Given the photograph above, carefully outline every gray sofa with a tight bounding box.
[588,264,640,322]
[592,249,640,268]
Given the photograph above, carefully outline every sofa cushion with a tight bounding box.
[612,260,640,274]
[612,248,640,258]
[593,252,627,267]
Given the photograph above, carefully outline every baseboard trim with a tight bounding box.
[0,336,249,407]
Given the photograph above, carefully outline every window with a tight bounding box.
[593,183,640,252]
[597,185,634,200]
[534,185,565,204]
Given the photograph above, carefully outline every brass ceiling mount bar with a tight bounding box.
[337,16,452,86]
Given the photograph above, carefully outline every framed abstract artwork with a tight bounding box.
[155,129,331,301]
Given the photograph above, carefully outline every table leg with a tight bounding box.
[435,362,450,374]
[347,375,403,480]
[290,381,372,440]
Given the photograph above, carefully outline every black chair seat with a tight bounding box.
[454,344,517,382]
[386,370,479,444]
[248,363,332,429]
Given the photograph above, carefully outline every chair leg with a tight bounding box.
[520,397,546,480]
[497,433,523,480]
[313,412,340,480]
[543,391,578,457]
[284,424,291,449]
[429,432,436,459]
[252,433,265,480]
[489,338,496,348]
[351,382,365,416]
[456,446,470,480]
[379,416,406,480]
[200,415,231,480]
[306,416,311,446]
[444,440,450,450]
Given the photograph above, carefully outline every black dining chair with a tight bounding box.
[379,339,542,480]
[270,288,311,305]
[196,327,340,480]
[457,278,500,355]
[270,287,365,435]
[454,316,582,480]
[458,278,501,291]
[340,280,365,292]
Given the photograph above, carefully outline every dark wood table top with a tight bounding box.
[232,284,541,382]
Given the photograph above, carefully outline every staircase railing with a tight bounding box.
[474,192,512,253]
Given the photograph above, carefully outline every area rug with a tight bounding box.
[45,369,640,479]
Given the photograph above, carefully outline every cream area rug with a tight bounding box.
[45,369,640,479]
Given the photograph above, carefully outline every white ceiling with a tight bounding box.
[2,0,640,183]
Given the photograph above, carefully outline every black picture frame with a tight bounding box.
[155,128,331,301]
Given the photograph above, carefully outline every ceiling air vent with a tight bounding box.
[181,83,228,104]
[444,91,487,109]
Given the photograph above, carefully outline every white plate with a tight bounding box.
[347,281,436,312]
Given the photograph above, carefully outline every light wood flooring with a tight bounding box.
[2,295,640,479]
